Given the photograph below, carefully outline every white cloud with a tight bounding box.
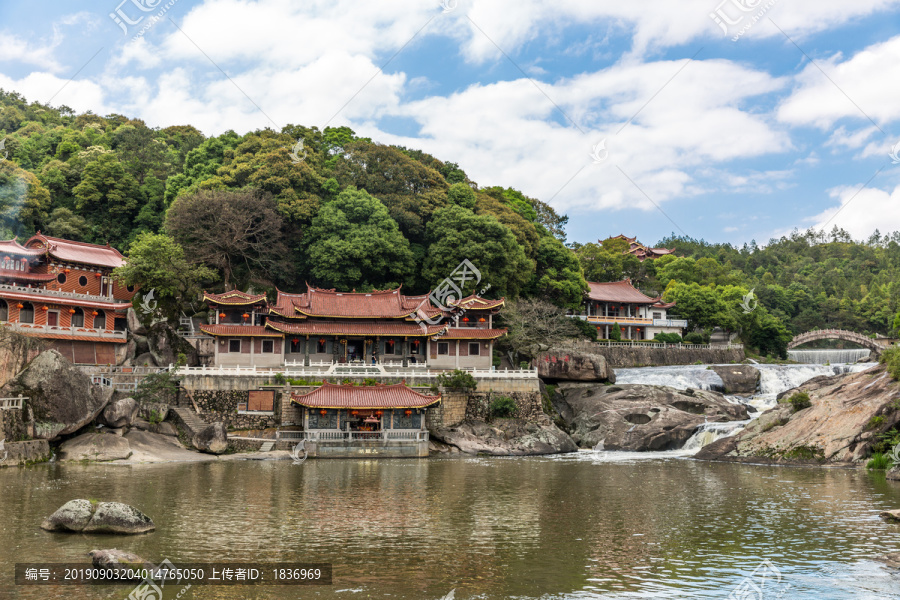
[0,71,108,114]
[0,33,63,72]
[809,183,900,237]
[778,34,900,129]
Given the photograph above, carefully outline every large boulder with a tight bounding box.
[147,322,198,367]
[59,432,133,461]
[41,499,155,534]
[100,397,139,428]
[553,383,749,451]
[535,350,615,383]
[89,549,154,573]
[697,364,896,465]
[192,422,227,454]
[709,365,759,394]
[0,350,113,441]
[431,417,577,455]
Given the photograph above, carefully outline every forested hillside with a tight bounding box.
[1,89,899,355]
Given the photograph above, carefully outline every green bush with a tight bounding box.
[781,391,812,412]
[867,452,892,470]
[363,378,378,386]
[437,369,477,391]
[273,373,286,385]
[683,332,707,344]
[866,415,885,431]
[880,346,900,380]
[611,322,622,341]
[571,318,598,342]
[148,409,163,425]
[489,396,517,418]
[653,332,682,344]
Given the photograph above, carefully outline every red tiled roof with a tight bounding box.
[266,320,446,337]
[652,300,676,309]
[293,286,420,319]
[199,324,283,337]
[25,234,125,269]
[0,239,45,257]
[0,291,130,311]
[291,382,440,409]
[203,290,268,306]
[434,327,506,340]
[451,295,505,310]
[587,280,658,304]
[0,268,56,282]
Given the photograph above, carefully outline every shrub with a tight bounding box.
[362,378,378,386]
[273,373,286,385]
[571,318,598,342]
[611,322,621,341]
[148,409,163,425]
[786,391,812,412]
[867,452,892,470]
[683,332,706,344]
[866,415,885,431]
[880,346,900,380]
[489,396,517,418]
[653,332,682,344]
[437,369,477,391]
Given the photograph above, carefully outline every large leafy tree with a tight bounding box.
[72,152,141,247]
[165,188,289,289]
[303,187,415,290]
[526,235,588,309]
[113,233,216,323]
[422,204,533,298]
[499,298,579,363]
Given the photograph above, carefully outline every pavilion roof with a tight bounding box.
[203,290,268,306]
[450,295,505,310]
[434,327,506,340]
[0,239,45,257]
[267,320,446,337]
[291,382,440,409]
[199,324,282,337]
[587,280,658,305]
[0,268,56,283]
[25,233,125,269]
[293,286,420,319]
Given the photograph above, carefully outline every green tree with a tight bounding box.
[0,160,51,237]
[304,187,415,290]
[423,204,533,298]
[113,233,217,323]
[526,235,588,309]
[72,153,141,247]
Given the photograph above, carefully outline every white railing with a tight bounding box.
[280,430,428,442]
[175,365,538,379]
[567,340,743,350]
[652,318,688,328]
[0,395,25,410]
[91,376,138,392]
[0,283,126,304]
[4,322,127,340]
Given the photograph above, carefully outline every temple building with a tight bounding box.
[607,234,676,262]
[199,285,506,369]
[579,279,686,340]
[0,234,134,364]
[290,382,438,457]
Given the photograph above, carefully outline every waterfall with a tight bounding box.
[682,420,750,451]
[787,348,871,364]
[614,365,726,391]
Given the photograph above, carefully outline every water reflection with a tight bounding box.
[0,457,899,599]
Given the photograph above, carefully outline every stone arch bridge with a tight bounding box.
[787,329,891,356]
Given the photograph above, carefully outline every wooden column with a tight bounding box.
[402,338,408,368]
[303,336,310,367]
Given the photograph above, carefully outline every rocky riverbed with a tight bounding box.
[696,363,898,465]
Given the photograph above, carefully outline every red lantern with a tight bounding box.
[63,268,70,274]
[16,303,23,309]
[351,410,359,416]
[292,338,299,344]
[94,273,101,277]
[375,410,383,417]
[462,317,469,322]
[40,305,48,311]
[319,409,326,416]
[242,313,250,319]
[405,409,412,417]
[92,311,99,316]
[68,309,76,314]
[318,338,326,344]
[219,312,226,319]
[478,317,486,322]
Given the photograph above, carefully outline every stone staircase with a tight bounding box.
[259,441,275,452]
[171,407,208,437]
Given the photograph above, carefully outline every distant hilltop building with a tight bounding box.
[606,234,675,262]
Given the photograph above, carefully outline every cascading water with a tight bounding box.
[787,348,871,364]
[610,362,875,453]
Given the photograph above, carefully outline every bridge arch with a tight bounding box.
[787,329,885,356]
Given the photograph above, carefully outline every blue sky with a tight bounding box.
[2,0,900,246]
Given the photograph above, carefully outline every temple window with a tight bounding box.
[71,308,85,328]
[0,299,7,321]
[93,309,105,329]
[19,302,34,324]
[262,340,274,353]
[468,342,480,356]
[437,342,449,355]
[229,339,241,352]
[653,312,662,320]
[317,339,327,353]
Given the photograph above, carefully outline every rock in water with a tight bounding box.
[535,350,615,383]
[101,397,140,428]
[59,433,133,461]
[554,382,748,451]
[697,363,897,465]
[42,500,155,534]
[709,365,760,394]
[0,350,113,441]
[192,422,227,454]
[431,418,577,456]
[880,510,900,524]
[89,549,154,573]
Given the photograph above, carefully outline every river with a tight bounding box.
[1,362,899,599]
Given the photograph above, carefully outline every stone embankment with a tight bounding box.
[697,363,897,465]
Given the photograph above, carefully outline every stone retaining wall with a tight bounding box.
[179,388,281,430]
[226,438,265,453]
[1,439,51,466]
[587,346,744,367]
[0,407,28,442]
[427,391,544,429]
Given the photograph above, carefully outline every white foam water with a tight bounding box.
[787,348,871,364]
